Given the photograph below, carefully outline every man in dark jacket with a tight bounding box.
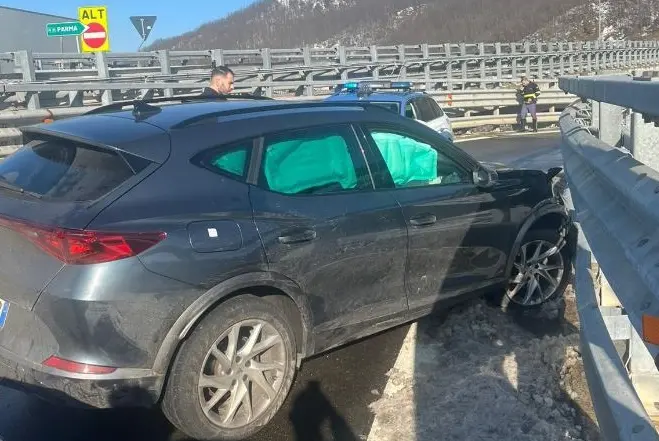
[201,65,235,97]
[516,76,540,132]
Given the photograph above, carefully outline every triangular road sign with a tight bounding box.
[130,16,157,40]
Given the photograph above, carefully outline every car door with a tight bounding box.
[357,122,513,312]
[249,123,409,351]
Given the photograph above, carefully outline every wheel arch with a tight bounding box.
[504,199,572,279]
[152,271,314,375]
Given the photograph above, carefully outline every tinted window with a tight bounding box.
[260,126,370,195]
[370,102,400,113]
[194,141,252,181]
[0,135,139,202]
[413,98,436,122]
[364,127,471,189]
[428,98,445,117]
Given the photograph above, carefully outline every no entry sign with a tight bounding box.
[78,6,110,53]
[83,22,107,49]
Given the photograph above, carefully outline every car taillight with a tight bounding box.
[0,216,165,265]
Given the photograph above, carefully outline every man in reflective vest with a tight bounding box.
[516,76,540,132]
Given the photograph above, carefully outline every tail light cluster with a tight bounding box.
[0,215,165,265]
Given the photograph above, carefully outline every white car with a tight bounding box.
[326,81,455,142]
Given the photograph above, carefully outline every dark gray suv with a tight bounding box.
[0,97,572,440]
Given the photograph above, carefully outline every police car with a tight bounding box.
[325,81,455,141]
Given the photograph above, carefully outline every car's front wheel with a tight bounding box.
[500,228,571,310]
[162,294,298,441]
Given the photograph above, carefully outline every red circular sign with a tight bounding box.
[83,22,107,49]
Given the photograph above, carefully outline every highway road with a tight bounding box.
[0,132,566,441]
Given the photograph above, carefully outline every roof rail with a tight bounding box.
[172,100,396,130]
[84,93,273,116]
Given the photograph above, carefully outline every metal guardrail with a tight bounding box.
[1,40,657,109]
[0,87,568,157]
[559,74,659,439]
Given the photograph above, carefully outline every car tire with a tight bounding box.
[494,229,572,312]
[161,294,298,441]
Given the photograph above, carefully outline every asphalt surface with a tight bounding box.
[0,132,564,441]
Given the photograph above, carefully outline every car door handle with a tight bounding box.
[409,214,437,227]
[278,229,317,244]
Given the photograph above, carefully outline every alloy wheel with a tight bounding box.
[506,239,565,306]
[198,319,287,429]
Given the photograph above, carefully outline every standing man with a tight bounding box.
[516,76,541,132]
[201,65,235,96]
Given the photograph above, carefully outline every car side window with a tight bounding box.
[259,125,371,195]
[363,126,471,189]
[414,98,435,122]
[428,98,445,117]
[193,141,252,181]
[404,102,416,119]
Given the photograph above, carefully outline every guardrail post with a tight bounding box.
[211,49,225,68]
[444,43,453,91]
[495,43,503,79]
[511,43,518,79]
[535,42,543,78]
[591,100,600,128]
[302,46,314,97]
[586,42,593,72]
[261,48,273,98]
[524,42,531,77]
[15,50,40,110]
[460,43,467,86]
[95,52,112,106]
[478,43,486,88]
[398,45,407,79]
[547,42,554,78]
[370,45,379,80]
[558,42,565,76]
[338,45,348,81]
[421,44,431,90]
[158,50,173,98]
[631,111,659,171]
[598,102,624,145]
[568,42,575,73]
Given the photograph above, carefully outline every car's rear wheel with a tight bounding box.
[162,295,297,441]
[499,229,571,311]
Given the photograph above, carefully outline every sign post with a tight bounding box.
[78,6,110,53]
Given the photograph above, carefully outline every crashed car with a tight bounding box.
[0,96,572,440]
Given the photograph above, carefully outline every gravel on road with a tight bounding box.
[366,285,601,441]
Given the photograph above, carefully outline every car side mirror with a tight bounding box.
[473,166,498,189]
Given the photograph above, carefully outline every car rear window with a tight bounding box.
[0,135,141,202]
[370,102,400,113]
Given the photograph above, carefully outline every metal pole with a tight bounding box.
[598,0,602,40]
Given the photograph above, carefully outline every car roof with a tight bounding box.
[21,99,401,158]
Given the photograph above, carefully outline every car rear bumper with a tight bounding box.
[0,344,164,408]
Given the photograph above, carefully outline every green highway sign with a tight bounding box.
[46,21,88,37]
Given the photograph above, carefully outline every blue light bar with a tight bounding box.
[391,81,413,89]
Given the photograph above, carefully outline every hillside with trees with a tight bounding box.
[146,0,658,51]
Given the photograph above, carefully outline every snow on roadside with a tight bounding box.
[366,286,599,441]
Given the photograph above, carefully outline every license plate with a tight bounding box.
[0,299,8,330]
